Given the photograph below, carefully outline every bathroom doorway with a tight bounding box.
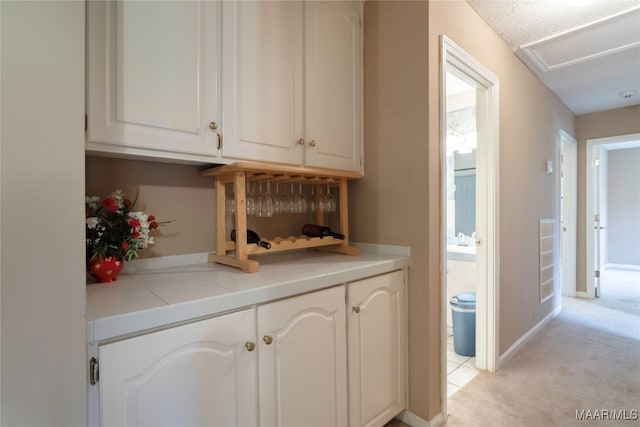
[440,36,499,406]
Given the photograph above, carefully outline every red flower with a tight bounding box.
[148,215,156,221]
[128,218,141,228]
[132,230,141,238]
[102,198,118,212]
[150,221,159,230]
[121,242,129,250]
[124,199,132,208]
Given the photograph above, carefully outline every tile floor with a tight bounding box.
[446,325,479,397]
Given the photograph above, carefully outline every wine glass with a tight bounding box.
[325,183,336,213]
[286,182,297,213]
[263,181,274,217]
[295,182,307,214]
[273,182,283,215]
[256,181,264,217]
[310,185,318,213]
[246,181,256,216]
[225,183,235,214]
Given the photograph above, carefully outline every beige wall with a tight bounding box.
[85,157,217,258]
[575,106,640,291]
[354,0,433,419]
[607,148,640,266]
[358,1,574,421]
[427,0,573,354]
[1,1,86,424]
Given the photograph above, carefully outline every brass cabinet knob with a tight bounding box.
[245,341,256,352]
[209,121,218,130]
[352,306,360,314]
[263,335,273,345]
[297,138,305,145]
[308,139,317,147]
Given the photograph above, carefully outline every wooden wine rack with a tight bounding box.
[200,162,362,273]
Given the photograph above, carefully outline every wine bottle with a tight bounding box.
[302,224,345,240]
[231,229,271,249]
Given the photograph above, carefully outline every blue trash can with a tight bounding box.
[450,292,476,357]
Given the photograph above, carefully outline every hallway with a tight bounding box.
[444,268,640,426]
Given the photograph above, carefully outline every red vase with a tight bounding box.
[87,256,124,283]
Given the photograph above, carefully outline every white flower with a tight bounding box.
[86,217,99,229]
[86,196,100,211]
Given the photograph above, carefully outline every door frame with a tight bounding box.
[585,133,640,298]
[559,130,577,297]
[440,35,500,410]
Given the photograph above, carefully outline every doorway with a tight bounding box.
[440,36,499,407]
[585,133,640,298]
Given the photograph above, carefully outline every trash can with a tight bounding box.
[450,292,476,357]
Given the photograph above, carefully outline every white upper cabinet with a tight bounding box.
[86,1,220,163]
[221,1,363,173]
[220,1,303,166]
[304,1,363,172]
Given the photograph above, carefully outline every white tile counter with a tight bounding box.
[86,244,410,344]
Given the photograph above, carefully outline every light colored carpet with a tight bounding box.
[444,268,640,427]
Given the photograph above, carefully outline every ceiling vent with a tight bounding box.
[518,7,640,73]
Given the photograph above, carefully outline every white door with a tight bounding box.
[304,1,363,172]
[593,145,608,298]
[347,271,407,427]
[560,131,577,297]
[86,1,219,159]
[220,0,303,165]
[257,285,348,427]
[98,309,257,427]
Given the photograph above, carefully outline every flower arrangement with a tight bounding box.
[85,190,170,262]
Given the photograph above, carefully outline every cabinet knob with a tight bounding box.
[263,335,273,345]
[308,139,317,147]
[209,121,218,130]
[352,306,361,314]
[245,341,256,352]
[297,138,305,145]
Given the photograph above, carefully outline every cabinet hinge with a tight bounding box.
[89,357,99,386]
[595,270,600,278]
[85,114,88,132]
[217,133,223,150]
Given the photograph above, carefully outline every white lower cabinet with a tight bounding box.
[98,308,257,427]
[258,285,348,426]
[347,270,408,427]
[92,275,406,427]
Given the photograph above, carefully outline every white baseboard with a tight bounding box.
[575,291,589,298]
[604,263,640,271]
[397,410,444,427]
[499,304,561,367]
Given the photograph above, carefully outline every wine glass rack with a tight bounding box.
[200,162,362,273]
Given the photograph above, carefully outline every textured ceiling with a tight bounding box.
[466,0,640,51]
[466,0,640,115]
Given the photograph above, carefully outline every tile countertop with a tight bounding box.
[86,244,411,344]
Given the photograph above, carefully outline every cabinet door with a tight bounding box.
[304,1,363,172]
[348,270,407,427]
[258,285,348,427]
[98,308,257,427]
[87,1,219,161]
[220,1,303,165]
